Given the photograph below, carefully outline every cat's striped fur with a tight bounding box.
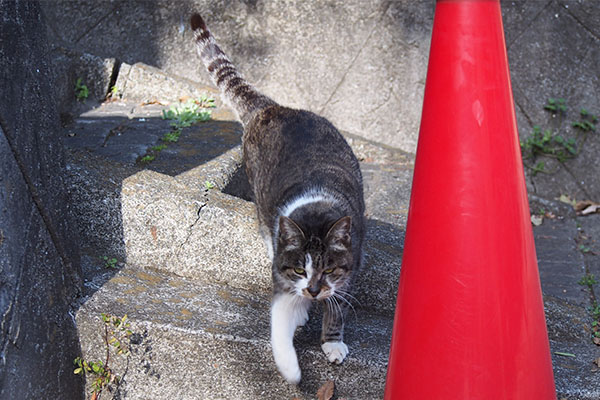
[191,13,365,385]
[190,14,274,124]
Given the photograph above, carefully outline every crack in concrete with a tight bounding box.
[561,161,592,200]
[560,1,600,42]
[506,0,553,50]
[73,1,123,45]
[318,1,392,115]
[176,194,209,255]
[514,95,535,131]
[0,116,79,290]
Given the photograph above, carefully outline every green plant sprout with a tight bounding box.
[75,78,89,102]
[204,181,216,190]
[136,95,215,165]
[520,125,577,163]
[578,273,597,287]
[520,98,598,175]
[572,108,597,132]
[161,129,182,143]
[151,144,167,152]
[140,154,155,163]
[161,96,215,128]
[543,98,566,114]
[74,314,133,399]
[100,256,118,269]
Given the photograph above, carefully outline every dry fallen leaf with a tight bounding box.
[593,336,600,346]
[140,99,166,106]
[531,214,543,226]
[578,202,600,215]
[594,357,600,368]
[558,194,577,207]
[316,380,335,400]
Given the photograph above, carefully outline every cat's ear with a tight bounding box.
[278,216,305,251]
[325,216,352,251]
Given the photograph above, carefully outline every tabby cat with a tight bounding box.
[191,13,365,384]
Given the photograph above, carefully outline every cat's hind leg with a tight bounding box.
[270,293,311,384]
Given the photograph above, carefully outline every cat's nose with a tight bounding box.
[307,286,320,297]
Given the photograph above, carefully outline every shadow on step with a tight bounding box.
[63,112,243,302]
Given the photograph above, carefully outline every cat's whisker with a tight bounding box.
[335,288,361,307]
[333,292,357,321]
[331,295,344,325]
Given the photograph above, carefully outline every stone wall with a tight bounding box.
[0,1,83,398]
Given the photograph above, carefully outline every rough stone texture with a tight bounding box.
[535,218,586,305]
[38,1,600,396]
[0,1,83,398]
[76,264,391,400]
[58,78,600,399]
[40,0,431,152]
[506,1,600,201]
[533,216,600,399]
[40,1,600,204]
[49,47,117,116]
[62,98,412,314]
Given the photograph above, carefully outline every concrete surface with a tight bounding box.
[56,58,600,398]
[64,95,412,314]
[0,1,83,398]
[40,0,432,152]
[32,1,600,398]
[77,263,391,400]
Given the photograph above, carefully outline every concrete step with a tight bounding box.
[76,263,392,399]
[64,59,600,398]
[63,65,414,313]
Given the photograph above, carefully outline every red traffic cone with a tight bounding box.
[384,1,556,398]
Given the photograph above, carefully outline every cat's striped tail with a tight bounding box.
[190,14,275,124]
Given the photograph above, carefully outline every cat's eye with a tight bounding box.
[323,268,334,274]
[294,267,306,275]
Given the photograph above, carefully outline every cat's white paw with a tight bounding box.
[273,347,301,384]
[321,341,349,364]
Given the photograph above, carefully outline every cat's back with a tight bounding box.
[243,105,364,223]
[244,105,360,177]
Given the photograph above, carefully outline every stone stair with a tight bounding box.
[64,59,599,399]
[77,263,393,399]
[65,61,413,399]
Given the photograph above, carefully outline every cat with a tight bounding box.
[190,13,365,384]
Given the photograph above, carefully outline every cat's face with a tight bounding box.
[274,216,353,301]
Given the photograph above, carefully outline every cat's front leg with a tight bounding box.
[270,293,311,384]
[321,299,349,364]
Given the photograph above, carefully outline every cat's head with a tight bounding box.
[273,215,353,300]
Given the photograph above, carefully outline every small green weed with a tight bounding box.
[75,78,89,102]
[578,273,597,287]
[161,129,182,143]
[521,98,597,174]
[520,125,577,164]
[161,96,215,129]
[100,256,118,269]
[204,181,216,190]
[107,85,120,100]
[590,304,600,341]
[137,95,215,166]
[140,154,155,163]
[572,108,597,132]
[544,98,566,114]
[74,313,133,399]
